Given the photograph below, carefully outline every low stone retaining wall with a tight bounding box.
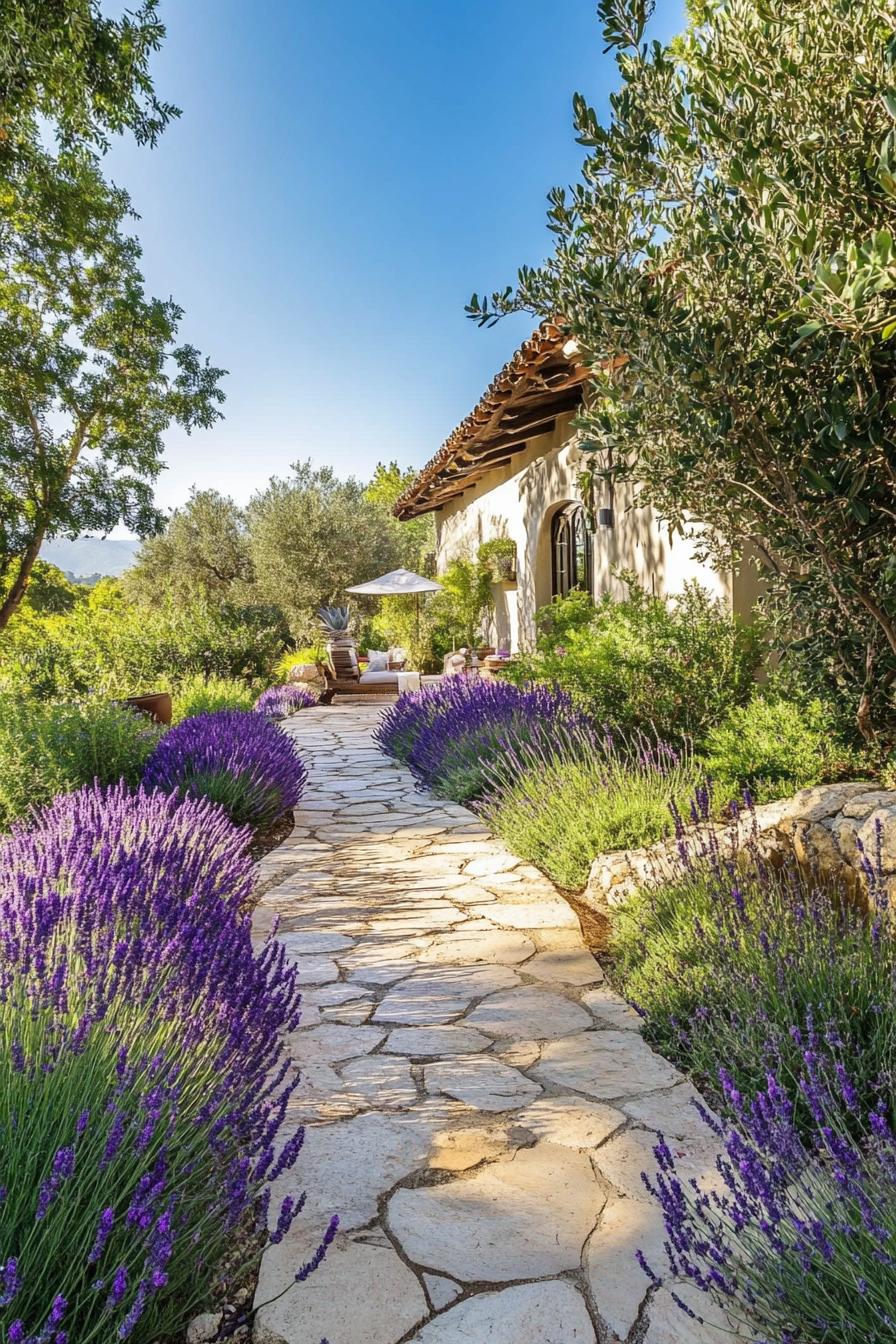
[584,782,896,911]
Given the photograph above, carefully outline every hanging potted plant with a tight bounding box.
[478,538,517,583]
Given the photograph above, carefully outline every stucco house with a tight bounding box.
[394,322,759,652]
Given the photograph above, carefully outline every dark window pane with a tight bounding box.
[552,505,591,599]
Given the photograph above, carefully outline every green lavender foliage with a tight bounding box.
[611,846,896,1131]
[480,733,704,890]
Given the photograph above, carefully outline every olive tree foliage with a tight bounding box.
[0,1,225,635]
[124,489,254,605]
[470,0,896,741]
[246,461,408,641]
[364,461,437,574]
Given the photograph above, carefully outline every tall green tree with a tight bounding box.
[364,461,436,574]
[247,461,406,640]
[125,489,253,605]
[0,0,176,153]
[0,3,225,634]
[470,0,896,740]
[0,148,225,633]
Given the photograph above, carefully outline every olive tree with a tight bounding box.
[364,461,436,574]
[125,489,253,606]
[247,461,407,640]
[470,0,896,740]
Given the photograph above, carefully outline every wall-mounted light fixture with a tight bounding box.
[597,507,614,528]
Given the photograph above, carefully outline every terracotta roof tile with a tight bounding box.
[394,321,589,520]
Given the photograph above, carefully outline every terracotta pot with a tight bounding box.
[124,692,172,726]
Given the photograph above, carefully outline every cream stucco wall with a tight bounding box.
[433,412,760,651]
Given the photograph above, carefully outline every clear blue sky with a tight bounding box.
[105,0,686,518]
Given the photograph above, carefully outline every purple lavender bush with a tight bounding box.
[143,708,307,828]
[375,678,592,803]
[0,781,323,1342]
[613,807,896,1336]
[644,1054,896,1341]
[254,683,318,720]
[611,820,894,1134]
[374,679,455,763]
[480,727,702,889]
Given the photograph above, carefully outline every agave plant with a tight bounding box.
[317,604,351,638]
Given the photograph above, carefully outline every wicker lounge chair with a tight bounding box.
[319,643,407,704]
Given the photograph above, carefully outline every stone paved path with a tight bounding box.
[251,704,738,1344]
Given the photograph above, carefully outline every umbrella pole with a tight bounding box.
[415,591,420,646]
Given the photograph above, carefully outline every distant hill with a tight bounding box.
[43,537,140,579]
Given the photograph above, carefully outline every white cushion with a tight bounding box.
[358,670,399,686]
[366,649,389,671]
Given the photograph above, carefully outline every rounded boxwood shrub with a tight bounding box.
[702,694,836,802]
[0,781,313,1341]
[143,708,307,828]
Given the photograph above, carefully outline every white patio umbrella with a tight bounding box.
[345,568,442,642]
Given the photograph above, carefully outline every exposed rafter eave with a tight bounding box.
[395,322,591,520]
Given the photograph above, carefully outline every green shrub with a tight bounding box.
[506,576,763,746]
[702,694,840,802]
[529,588,596,643]
[481,735,704,889]
[274,646,323,680]
[427,557,493,648]
[0,589,289,700]
[171,673,255,723]
[0,697,161,829]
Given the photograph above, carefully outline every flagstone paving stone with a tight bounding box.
[584,1197,671,1342]
[254,1233,428,1344]
[594,1125,724,1202]
[464,984,593,1040]
[533,1029,683,1100]
[524,948,605,985]
[421,1272,463,1311]
[251,704,740,1344]
[387,1142,603,1281]
[423,1054,543,1110]
[515,1094,627,1149]
[406,1280,597,1343]
[384,1024,492,1055]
